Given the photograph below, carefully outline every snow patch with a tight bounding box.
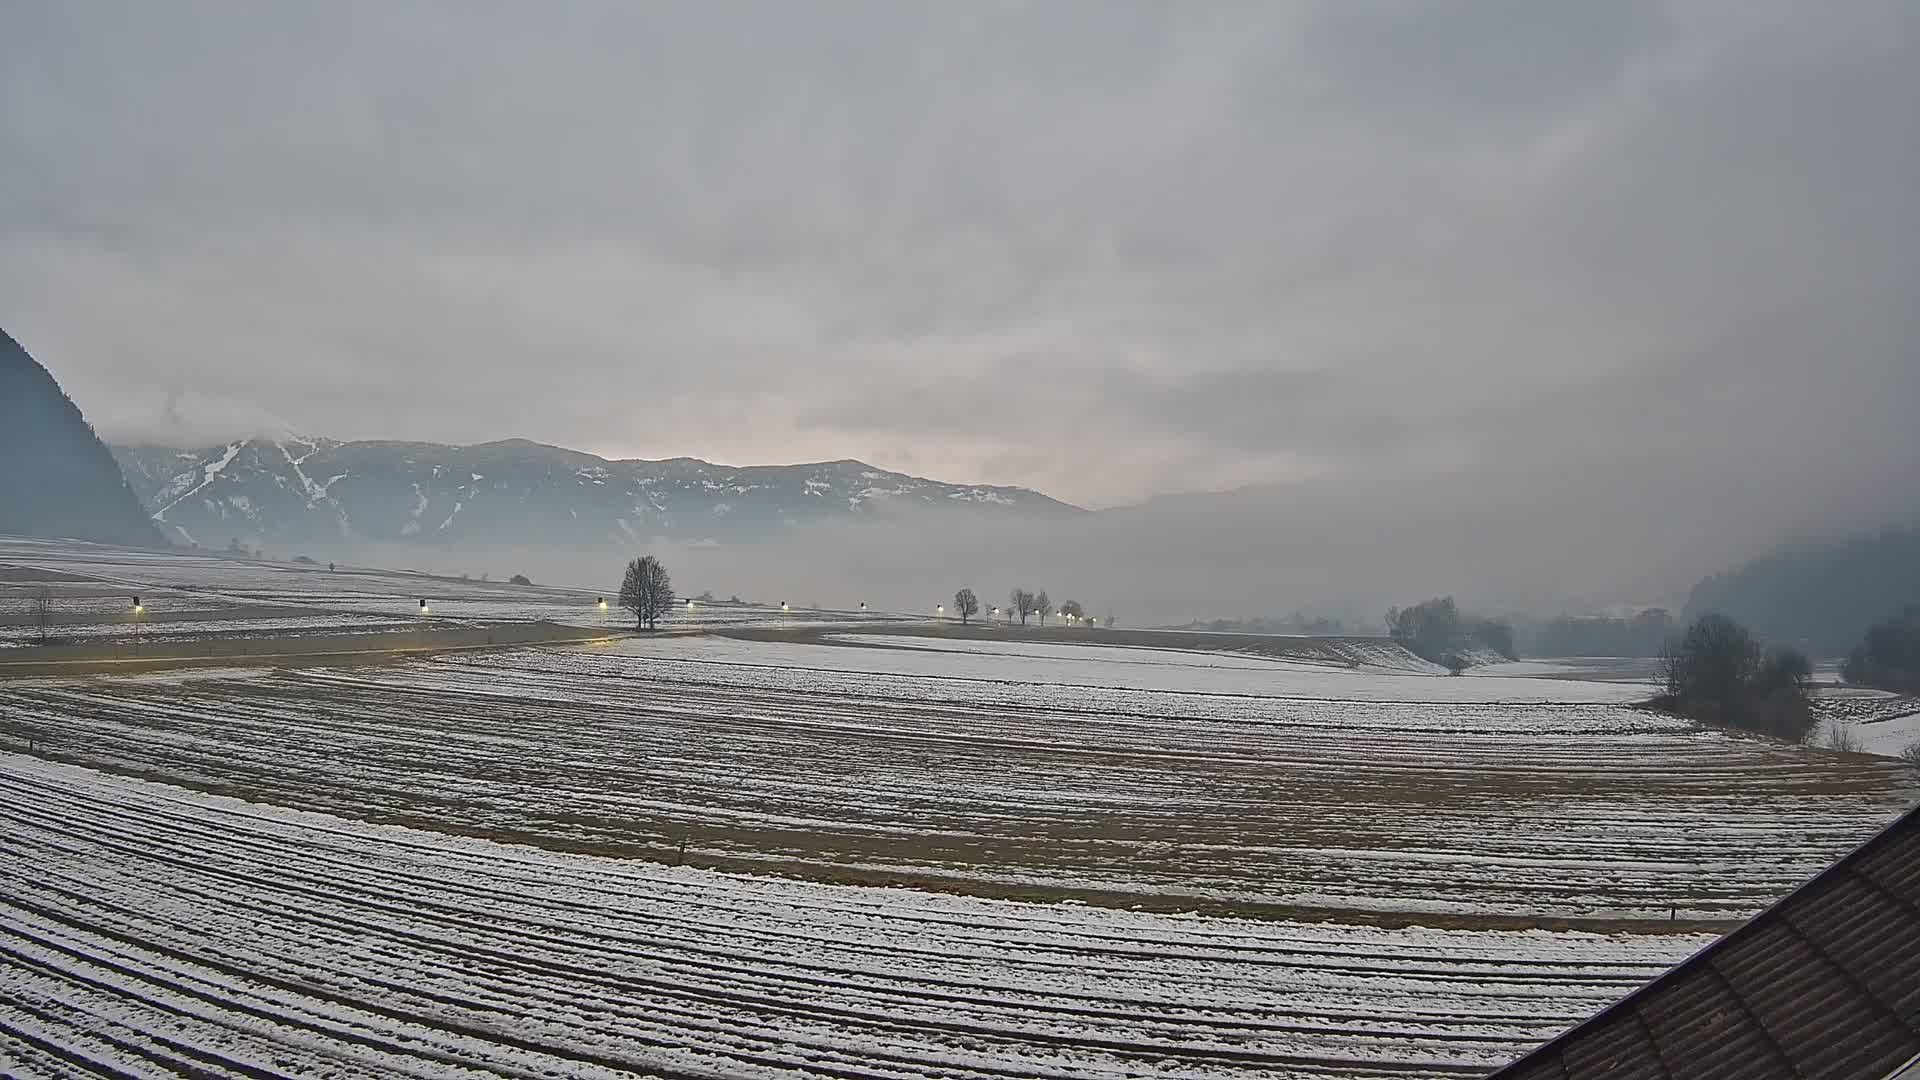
[154,441,244,520]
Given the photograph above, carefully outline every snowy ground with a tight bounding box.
[5,537,1918,1077]
[6,636,1912,925]
[0,753,1710,1080]
[0,535,905,644]
[1817,694,1920,757]
[803,633,1650,703]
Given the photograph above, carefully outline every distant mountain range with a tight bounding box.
[111,437,1079,551]
[1,329,165,548]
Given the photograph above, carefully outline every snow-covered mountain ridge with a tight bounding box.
[111,437,1079,550]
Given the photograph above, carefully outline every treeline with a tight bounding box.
[1385,597,1517,669]
[1683,525,1920,655]
[1170,614,1359,636]
[1843,605,1920,694]
[998,587,1095,626]
[1519,609,1675,658]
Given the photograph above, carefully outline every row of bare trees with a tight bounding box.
[942,587,1097,627]
[620,556,1114,636]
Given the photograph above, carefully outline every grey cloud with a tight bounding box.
[3,0,1916,611]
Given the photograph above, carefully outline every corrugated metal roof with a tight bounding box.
[1487,802,1920,1080]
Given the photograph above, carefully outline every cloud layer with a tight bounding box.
[3,2,1915,611]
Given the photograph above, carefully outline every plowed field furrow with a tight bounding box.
[0,768,1679,975]
[0,754,1712,1078]
[0,780,1623,1057]
[6,644,1911,922]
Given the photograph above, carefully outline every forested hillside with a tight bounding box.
[0,328,164,548]
[1684,526,1920,655]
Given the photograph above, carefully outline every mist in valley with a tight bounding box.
[6,1,1918,629]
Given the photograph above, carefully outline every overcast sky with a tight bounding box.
[3,1,1915,516]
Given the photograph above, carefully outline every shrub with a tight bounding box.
[1387,597,1516,664]
[1656,614,1816,742]
[1817,719,1864,754]
[1469,618,1519,662]
[1755,647,1812,696]
[509,573,533,586]
[1387,597,1465,662]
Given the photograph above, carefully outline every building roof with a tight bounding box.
[1487,802,1920,1080]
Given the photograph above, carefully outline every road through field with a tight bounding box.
[0,754,1708,1079]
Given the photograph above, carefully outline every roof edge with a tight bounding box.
[1484,795,1920,1077]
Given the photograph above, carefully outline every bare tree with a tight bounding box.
[1657,613,1814,741]
[32,586,52,645]
[1821,719,1864,754]
[953,587,980,625]
[1385,597,1466,663]
[619,555,675,630]
[1659,613,1760,705]
[1009,588,1035,626]
[1059,599,1085,624]
[1036,591,1053,626]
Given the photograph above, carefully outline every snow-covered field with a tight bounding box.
[5,537,1918,1077]
[0,535,904,642]
[0,613,417,646]
[812,633,1651,703]
[1818,694,1920,757]
[6,635,1912,924]
[0,753,1709,1079]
